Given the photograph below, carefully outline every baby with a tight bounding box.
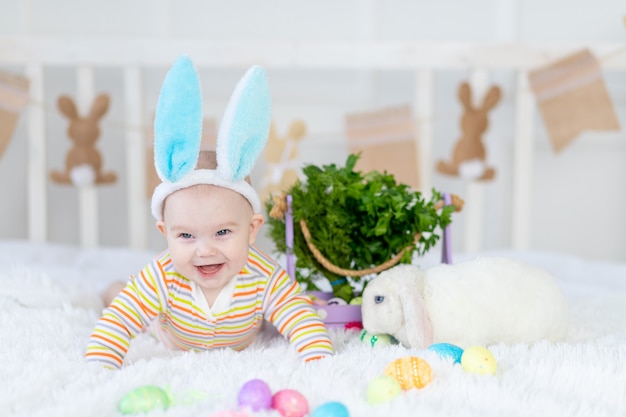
[85,56,333,369]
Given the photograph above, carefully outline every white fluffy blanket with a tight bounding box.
[1,241,626,417]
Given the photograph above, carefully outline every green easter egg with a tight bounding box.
[349,296,362,305]
[366,375,402,404]
[359,329,395,348]
[118,385,171,414]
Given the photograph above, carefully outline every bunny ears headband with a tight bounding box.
[151,55,272,220]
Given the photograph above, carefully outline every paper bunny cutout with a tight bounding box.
[436,81,501,181]
[51,93,117,186]
[150,55,272,220]
[260,120,307,203]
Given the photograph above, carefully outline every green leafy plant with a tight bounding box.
[266,153,457,302]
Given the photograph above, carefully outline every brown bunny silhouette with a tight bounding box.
[51,93,117,186]
[437,82,501,181]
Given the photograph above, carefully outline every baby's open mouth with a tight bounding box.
[196,264,223,275]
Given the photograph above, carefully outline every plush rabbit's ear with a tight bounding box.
[216,66,271,182]
[154,55,203,183]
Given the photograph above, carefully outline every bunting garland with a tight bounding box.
[528,49,620,153]
[0,70,30,159]
[260,120,307,203]
[345,105,420,189]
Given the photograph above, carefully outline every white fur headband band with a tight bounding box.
[151,55,272,220]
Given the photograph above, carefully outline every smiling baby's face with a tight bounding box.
[157,184,264,306]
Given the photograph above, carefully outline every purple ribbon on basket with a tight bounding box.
[285,195,296,279]
[442,192,452,264]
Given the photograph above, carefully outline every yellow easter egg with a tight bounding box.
[384,356,433,390]
[461,346,497,375]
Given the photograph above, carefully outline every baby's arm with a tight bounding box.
[265,270,334,361]
[85,263,162,369]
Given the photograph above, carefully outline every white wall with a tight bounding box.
[0,0,625,262]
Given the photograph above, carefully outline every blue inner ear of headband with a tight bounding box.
[154,55,203,183]
[220,66,271,182]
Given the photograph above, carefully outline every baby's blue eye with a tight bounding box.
[180,233,193,239]
[216,229,230,236]
[374,295,385,304]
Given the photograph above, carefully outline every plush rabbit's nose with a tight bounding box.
[374,295,385,304]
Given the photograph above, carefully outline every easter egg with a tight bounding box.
[359,329,395,348]
[349,296,362,305]
[237,379,272,411]
[311,401,350,417]
[118,385,170,414]
[384,356,433,390]
[366,374,402,404]
[272,389,309,417]
[461,346,497,375]
[327,297,348,306]
[428,342,464,364]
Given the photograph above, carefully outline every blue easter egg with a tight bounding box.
[311,401,350,417]
[428,342,464,364]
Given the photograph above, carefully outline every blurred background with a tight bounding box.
[0,0,624,262]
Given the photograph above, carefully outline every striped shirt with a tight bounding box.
[85,245,334,369]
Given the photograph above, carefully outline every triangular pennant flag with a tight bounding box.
[529,49,620,153]
[0,70,30,159]
[260,120,306,204]
[345,105,419,189]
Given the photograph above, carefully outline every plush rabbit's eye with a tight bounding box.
[374,295,385,304]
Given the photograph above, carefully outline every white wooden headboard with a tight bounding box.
[1,37,625,257]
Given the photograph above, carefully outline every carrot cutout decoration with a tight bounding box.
[118,385,211,414]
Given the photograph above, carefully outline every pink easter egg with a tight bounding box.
[237,379,272,411]
[272,389,309,417]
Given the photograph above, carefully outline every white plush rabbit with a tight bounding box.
[361,257,569,349]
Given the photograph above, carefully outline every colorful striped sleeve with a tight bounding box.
[85,256,166,369]
[259,249,334,361]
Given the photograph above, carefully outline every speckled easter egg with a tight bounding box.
[366,375,402,404]
[311,401,350,417]
[461,346,497,375]
[237,379,272,411]
[428,342,464,364]
[384,356,433,390]
[272,389,309,417]
[359,329,395,348]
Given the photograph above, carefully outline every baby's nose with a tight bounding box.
[196,240,218,257]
